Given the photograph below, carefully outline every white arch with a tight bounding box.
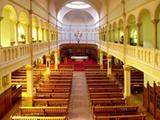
[57,2,99,26]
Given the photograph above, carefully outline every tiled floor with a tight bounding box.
[2,71,155,120]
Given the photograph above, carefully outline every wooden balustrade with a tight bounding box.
[20,106,68,116]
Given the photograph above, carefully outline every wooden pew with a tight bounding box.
[94,114,146,120]
[49,77,72,80]
[88,82,119,86]
[88,84,119,88]
[32,99,69,106]
[58,64,74,70]
[50,69,73,74]
[36,88,70,93]
[93,105,138,116]
[20,106,68,116]
[86,75,107,77]
[34,93,70,99]
[86,77,108,80]
[90,92,123,98]
[89,88,122,93]
[91,98,125,106]
[84,65,100,69]
[87,80,116,84]
[11,116,67,120]
[39,84,71,88]
[42,80,72,84]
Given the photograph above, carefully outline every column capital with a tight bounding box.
[26,64,32,71]
[125,25,130,29]
[107,55,112,59]
[123,65,132,71]
[152,19,159,25]
[46,54,50,60]
[29,10,33,14]
[136,22,142,27]
[0,16,3,21]
[36,26,39,29]
[16,21,20,25]
[121,0,125,4]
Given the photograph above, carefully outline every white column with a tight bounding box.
[118,28,120,43]
[152,19,159,48]
[46,54,50,75]
[42,28,44,42]
[123,65,131,98]
[136,22,142,46]
[125,25,129,45]
[15,21,19,46]
[26,64,33,98]
[0,17,3,47]
[107,55,112,77]
[54,50,58,70]
[99,51,103,69]
[0,76,2,91]
[36,26,39,42]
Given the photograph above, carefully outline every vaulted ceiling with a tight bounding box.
[63,9,95,25]
[52,0,107,14]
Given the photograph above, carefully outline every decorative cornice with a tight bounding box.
[0,17,3,21]
[25,64,32,71]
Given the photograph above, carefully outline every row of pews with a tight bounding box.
[58,64,100,71]
[85,69,146,120]
[113,65,144,93]
[11,69,73,120]
[11,67,42,92]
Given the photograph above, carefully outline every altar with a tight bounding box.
[71,56,88,61]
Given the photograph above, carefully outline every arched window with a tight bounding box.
[130,29,137,45]
[18,25,25,42]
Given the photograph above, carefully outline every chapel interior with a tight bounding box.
[0,0,160,120]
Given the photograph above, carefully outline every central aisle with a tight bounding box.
[68,71,93,120]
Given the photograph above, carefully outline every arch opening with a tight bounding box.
[57,0,100,43]
[156,5,160,49]
[138,9,153,48]
[1,4,17,47]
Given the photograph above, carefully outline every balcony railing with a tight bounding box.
[155,50,160,68]
[108,42,124,61]
[58,39,99,45]
[33,42,48,54]
[1,40,160,72]
[126,45,156,67]
[0,44,30,66]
